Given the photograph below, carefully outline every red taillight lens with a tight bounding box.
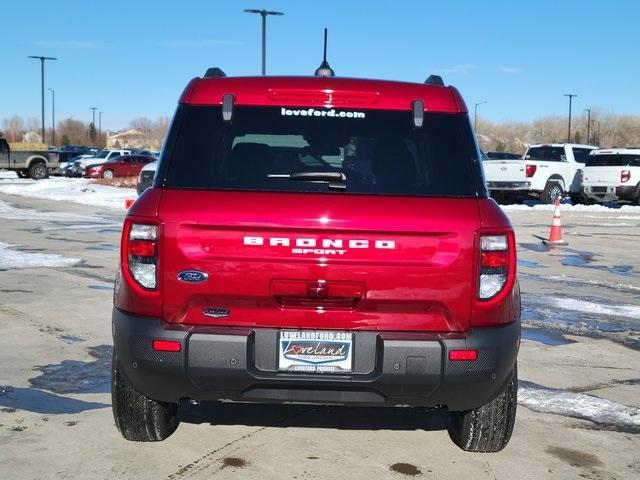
[481,250,508,268]
[621,170,631,183]
[126,223,158,290]
[525,164,537,178]
[128,239,155,257]
[152,340,181,352]
[449,349,478,361]
[478,234,510,300]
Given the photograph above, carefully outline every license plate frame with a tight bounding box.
[278,330,353,373]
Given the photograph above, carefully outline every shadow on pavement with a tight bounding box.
[179,401,450,431]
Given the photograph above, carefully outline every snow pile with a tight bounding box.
[0,178,135,210]
[0,171,18,179]
[0,242,81,270]
[519,381,640,432]
[502,203,640,213]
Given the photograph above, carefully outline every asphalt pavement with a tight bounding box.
[0,191,639,480]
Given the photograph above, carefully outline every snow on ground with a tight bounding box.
[0,178,135,210]
[0,199,104,223]
[522,292,640,349]
[519,380,640,432]
[0,242,81,270]
[548,297,640,320]
[541,274,640,293]
[501,202,640,213]
[0,171,18,179]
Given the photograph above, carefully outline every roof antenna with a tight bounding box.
[315,28,335,77]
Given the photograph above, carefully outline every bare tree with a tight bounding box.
[2,115,25,142]
[57,118,88,145]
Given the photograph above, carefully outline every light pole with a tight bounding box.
[48,88,55,146]
[98,111,103,147]
[564,94,578,142]
[27,56,58,143]
[90,107,98,145]
[474,101,487,132]
[584,108,591,144]
[244,8,284,75]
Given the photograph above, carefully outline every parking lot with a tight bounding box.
[1,178,639,480]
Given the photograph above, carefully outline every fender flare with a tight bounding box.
[546,174,565,192]
[25,155,48,169]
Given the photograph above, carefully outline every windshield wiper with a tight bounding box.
[267,171,346,190]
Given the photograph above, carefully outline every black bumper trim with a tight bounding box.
[112,308,520,411]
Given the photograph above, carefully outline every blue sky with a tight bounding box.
[2,0,639,130]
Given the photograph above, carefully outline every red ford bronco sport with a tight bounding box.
[112,67,520,452]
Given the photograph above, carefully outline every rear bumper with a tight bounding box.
[582,184,639,202]
[487,181,531,191]
[112,308,520,411]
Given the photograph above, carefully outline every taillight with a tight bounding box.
[525,164,537,178]
[478,234,509,300]
[127,223,157,289]
[621,170,631,183]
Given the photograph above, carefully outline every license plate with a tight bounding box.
[278,330,353,373]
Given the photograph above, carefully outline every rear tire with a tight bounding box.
[541,181,563,204]
[29,162,49,180]
[111,354,179,441]
[102,169,114,179]
[448,366,517,453]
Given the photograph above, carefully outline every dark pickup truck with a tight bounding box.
[0,138,60,179]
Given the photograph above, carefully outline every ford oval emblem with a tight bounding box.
[177,270,208,283]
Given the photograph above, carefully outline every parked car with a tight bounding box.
[59,153,93,175]
[111,68,520,452]
[85,154,155,179]
[72,149,132,176]
[486,151,521,160]
[57,144,92,164]
[0,138,59,179]
[483,143,597,203]
[581,148,640,204]
[136,160,157,194]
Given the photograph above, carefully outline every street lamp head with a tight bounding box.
[28,56,58,61]
[244,9,283,16]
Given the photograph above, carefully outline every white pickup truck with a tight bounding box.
[581,148,640,204]
[483,143,597,203]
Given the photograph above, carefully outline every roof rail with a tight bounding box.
[424,75,444,86]
[204,67,227,78]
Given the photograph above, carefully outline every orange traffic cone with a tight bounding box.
[542,198,568,246]
[124,198,135,209]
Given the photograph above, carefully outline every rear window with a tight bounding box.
[525,146,566,162]
[161,106,479,197]
[586,154,640,167]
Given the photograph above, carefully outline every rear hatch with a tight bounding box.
[157,104,483,333]
[160,191,479,332]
